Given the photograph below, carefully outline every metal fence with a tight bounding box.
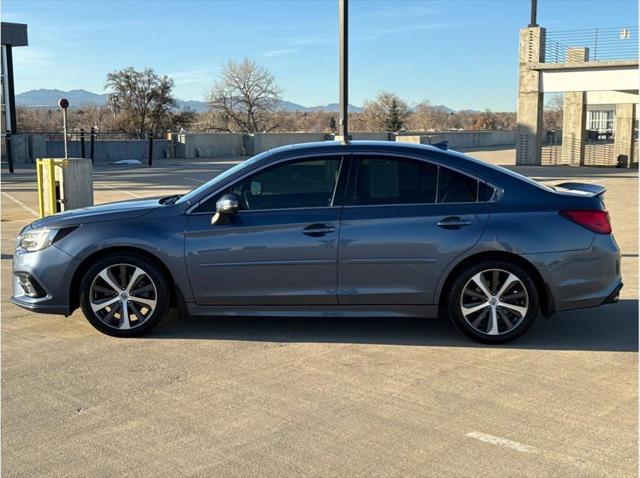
[21,131,157,141]
[544,26,639,63]
[541,130,638,167]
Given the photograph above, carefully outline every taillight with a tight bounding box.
[560,210,611,234]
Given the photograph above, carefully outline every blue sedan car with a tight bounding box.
[12,141,622,343]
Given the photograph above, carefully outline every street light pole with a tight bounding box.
[338,0,349,142]
[58,98,70,159]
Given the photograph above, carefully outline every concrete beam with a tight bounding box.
[614,103,637,167]
[541,65,639,93]
[586,90,639,105]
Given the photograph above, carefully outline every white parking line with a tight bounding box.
[185,177,206,184]
[1,192,38,217]
[98,184,143,198]
[465,431,537,453]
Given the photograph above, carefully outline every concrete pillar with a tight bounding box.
[561,47,589,165]
[516,27,546,165]
[614,103,636,167]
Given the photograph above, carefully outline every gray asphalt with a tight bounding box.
[1,149,637,477]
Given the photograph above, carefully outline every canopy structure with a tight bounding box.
[2,22,29,135]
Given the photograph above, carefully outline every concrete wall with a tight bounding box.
[45,140,171,162]
[395,134,442,145]
[177,133,245,158]
[10,134,30,163]
[349,132,391,141]
[7,130,516,165]
[247,133,329,155]
[397,130,515,149]
[437,130,516,148]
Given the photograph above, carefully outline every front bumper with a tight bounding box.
[11,245,80,316]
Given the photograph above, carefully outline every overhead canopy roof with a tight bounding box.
[1,22,28,47]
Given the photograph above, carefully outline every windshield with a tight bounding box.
[177,151,271,205]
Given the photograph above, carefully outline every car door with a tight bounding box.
[184,155,346,306]
[338,154,491,305]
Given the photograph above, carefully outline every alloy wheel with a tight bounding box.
[89,263,158,330]
[460,268,529,336]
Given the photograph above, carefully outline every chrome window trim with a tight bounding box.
[187,152,347,215]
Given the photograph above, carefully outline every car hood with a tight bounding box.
[25,197,163,231]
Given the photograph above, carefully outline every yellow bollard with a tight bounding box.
[36,158,93,218]
[36,159,44,218]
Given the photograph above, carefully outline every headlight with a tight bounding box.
[16,228,59,253]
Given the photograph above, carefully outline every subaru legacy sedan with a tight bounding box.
[12,141,622,344]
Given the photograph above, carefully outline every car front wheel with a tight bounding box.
[79,253,170,337]
[447,260,539,344]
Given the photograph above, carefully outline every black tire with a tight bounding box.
[447,259,539,344]
[79,253,170,337]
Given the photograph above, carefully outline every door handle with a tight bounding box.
[303,223,336,237]
[437,216,472,229]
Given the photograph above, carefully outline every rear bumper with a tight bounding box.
[524,234,622,314]
[601,282,623,305]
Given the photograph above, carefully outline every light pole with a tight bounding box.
[58,98,69,159]
[529,0,538,27]
[338,0,349,142]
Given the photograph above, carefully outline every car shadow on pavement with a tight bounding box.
[149,299,638,352]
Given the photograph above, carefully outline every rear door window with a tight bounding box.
[354,157,438,205]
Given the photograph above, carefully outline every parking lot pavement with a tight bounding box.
[1,150,637,477]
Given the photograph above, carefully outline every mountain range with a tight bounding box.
[15,89,369,113]
[15,89,461,114]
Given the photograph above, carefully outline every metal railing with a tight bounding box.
[21,131,156,141]
[541,132,638,167]
[544,26,638,63]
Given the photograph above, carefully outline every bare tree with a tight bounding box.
[105,67,176,135]
[207,59,282,133]
[361,92,409,131]
[543,93,564,130]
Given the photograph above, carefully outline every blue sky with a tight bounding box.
[4,0,638,110]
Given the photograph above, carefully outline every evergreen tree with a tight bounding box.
[383,98,404,132]
[328,115,337,133]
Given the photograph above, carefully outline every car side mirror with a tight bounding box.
[211,194,240,225]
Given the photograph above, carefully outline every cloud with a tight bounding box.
[353,21,466,43]
[285,33,334,47]
[366,6,437,18]
[260,48,300,58]
[168,67,217,85]
[12,47,54,72]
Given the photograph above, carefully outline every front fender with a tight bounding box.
[56,210,193,303]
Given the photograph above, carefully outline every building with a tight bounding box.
[516,15,639,167]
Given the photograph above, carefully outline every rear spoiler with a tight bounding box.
[554,182,607,197]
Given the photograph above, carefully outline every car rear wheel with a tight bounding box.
[447,260,539,344]
[79,253,169,337]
